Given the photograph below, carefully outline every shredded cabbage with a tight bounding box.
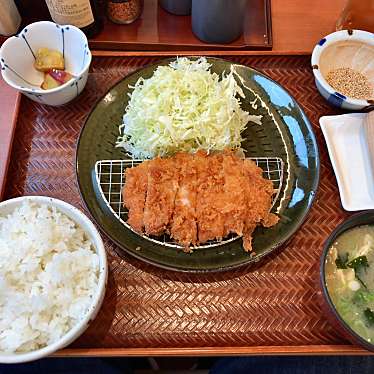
[116,57,259,158]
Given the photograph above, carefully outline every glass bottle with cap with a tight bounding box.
[45,0,103,38]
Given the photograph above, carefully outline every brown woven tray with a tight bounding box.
[3,54,368,356]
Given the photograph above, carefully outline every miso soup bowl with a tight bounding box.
[320,211,374,352]
[0,21,92,106]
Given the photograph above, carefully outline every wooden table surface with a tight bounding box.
[272,0,345,53]
[1,0,366,357]
[0,79,19,199]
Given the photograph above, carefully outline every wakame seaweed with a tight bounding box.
[335,252,349,269]
[335,255,369,289]
[364,308,374,326]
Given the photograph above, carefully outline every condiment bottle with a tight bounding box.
[191,0,248,44]
[107,0,143,24]
[44,0,103,38]
[159,0,191,15]
[0,0,21,36]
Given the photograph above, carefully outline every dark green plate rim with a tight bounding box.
[75,57,320,273]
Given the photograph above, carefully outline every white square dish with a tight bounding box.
[320,113,374,211]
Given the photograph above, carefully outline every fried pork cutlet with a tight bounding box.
[122,150,279,252]
[143,157,178,236]
[195,151,226,243]
[122,161,148,233]
[170,153,198,249]
[241,158,279,251]
[221,150,247,237]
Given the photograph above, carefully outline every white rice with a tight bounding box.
[0,201,99,353]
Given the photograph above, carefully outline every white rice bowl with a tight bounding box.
[0,196,107,363]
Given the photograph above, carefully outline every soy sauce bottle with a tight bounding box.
[45,0,103,38]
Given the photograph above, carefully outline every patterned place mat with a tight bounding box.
[4,55,347,350]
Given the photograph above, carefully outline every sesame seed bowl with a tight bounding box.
[311,29,374,111]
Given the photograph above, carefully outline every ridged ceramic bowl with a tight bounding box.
[0,21,92,106]
[320,211,374,352]
[311,29,374,111]
[0,196,107,363]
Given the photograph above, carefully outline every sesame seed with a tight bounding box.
[325,67,373,100]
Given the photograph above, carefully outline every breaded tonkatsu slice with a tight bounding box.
[195,151,226,243]
[170,153,198,248]
[241,158,279,251]
[122,161,149,233]
[221,150,247,237]
[143,157,179,236]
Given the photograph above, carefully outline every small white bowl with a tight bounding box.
[311,29,374,111]
[0,21,92,106]
[0,196,107,364]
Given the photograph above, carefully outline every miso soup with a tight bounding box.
[326,225,374,343]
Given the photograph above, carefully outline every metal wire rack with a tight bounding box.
[94,157,284,249]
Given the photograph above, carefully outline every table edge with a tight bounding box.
[91,50,310,57]
[54,345,373,357]
[0,91,20,200]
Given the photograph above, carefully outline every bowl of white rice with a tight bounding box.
[0,196,107,363]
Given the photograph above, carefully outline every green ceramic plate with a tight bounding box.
[76,57,319,272]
